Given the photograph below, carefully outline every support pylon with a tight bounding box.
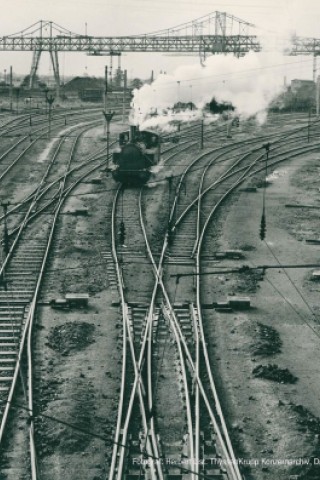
[313,54,317,82]
[29,50,41,89]
[49,48,60,99]
[29,19,60,98]
[316,75,320,116]
[29,48,60,98]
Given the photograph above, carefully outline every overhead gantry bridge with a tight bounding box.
[0,12,320,95]
[0,13,261,57]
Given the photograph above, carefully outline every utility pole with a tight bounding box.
[102,111,115,167]
[104,65,108,112]
[122,69,127,124]
[316,75,320,117]
[9,66,13,113]
[167,176,174,246]
[260,143,270,240]
[45,89,55,139]
[29,96,32,126]
[313,54,317,82]
[176,80,181,106]
[307,108,311,142]
[227,120,232,138]
[200,120,204,149]
[1,202,10,257]
[16,87,20,114]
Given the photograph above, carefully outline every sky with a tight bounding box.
[0,0,319,83]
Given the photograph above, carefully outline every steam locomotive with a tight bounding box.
[112,125,160,185]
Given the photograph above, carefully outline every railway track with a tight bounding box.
[107,114,320,480]
[0,110,319,479]
[0,113,125,479]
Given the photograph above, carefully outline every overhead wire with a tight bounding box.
[0,398,216,480]
[263,275,320,341]
[264,240,319,320]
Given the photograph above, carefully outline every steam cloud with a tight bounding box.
[130,50,289,129]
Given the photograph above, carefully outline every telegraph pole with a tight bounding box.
[45,89,55,139]
[102,111,115,167]
[316,75,320,117]
[1,202,10,257]
[29,96,32,126]
[260,143,270,240]
[122,69,127,124]
[9,66,13,113]
[16,87,20,114]
[104,65,108,112]
[200,120,204,149]
[167,176,174,246]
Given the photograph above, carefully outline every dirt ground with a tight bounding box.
[202,150,320,479]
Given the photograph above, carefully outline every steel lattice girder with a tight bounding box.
[0,34,261,54]
[288,37,320,55]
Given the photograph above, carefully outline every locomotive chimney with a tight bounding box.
[130,125,138,141]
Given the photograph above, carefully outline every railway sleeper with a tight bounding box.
[4,272,36,277]
[0,304,26,309]
[0,320,23,326]
[0,336,19,342]
[0,386,11,393]
[0,375,13,381]
[15,247,48,253]
[0,329,21,334]
[0,293,34,300]
[2,284,37,292]
[0,289,34,294]
[0,346,17,352]
[8,259,44,265]
[176,311,191,323]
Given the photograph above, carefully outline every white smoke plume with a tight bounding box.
[130,51,288,129]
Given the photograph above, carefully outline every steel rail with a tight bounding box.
[191,304,200,477]
[0,119,104,274]
[0,107,102,141]
[140,222,240,480]
[0,136,116,227]
[136,139,272,480]
[165,121,320,480]
[190,137,319,473]
[26,124,95,478]
[106,115,318,478]
[109,192,171,480]
[137,194,196,480]
[194,161,260,480]
[26,151,117,480]
[109,186,158,480]
[0,121,112,448]
[174,137,320,230]
[0,112,104,183]
[11,146,120,479]
[140,172,243,479]
[139,126,318,479]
